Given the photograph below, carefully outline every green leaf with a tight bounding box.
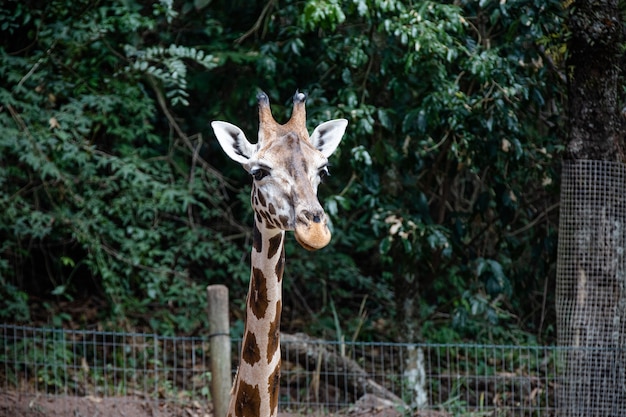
[51,285,66,296]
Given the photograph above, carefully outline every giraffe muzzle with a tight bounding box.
[294,211,331,251]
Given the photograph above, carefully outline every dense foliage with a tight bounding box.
[0,0,566,343]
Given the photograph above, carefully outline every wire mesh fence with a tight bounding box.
[279,334,560,416]
[556,160,626,417]
[1,325,212,399]
[0,324,565,416]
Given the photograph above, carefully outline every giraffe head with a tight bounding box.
[212,91,347,250]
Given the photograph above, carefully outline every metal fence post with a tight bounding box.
[207,284,231,417]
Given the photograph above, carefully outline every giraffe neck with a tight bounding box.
[228,220,285,417]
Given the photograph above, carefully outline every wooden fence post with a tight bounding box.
[207,284,231,417]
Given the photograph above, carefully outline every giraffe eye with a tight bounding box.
[319,166,330,180]
[251,168,270,181]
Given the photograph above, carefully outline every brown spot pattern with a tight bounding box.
[278,215,289,228]
[275,246,285,280]
[268,203,276,215]
[251,184,257,204]
[241,331,261,365]
[268,363,281,416]
[267,300,281,363]
[267,234,283,259]
[259,210,275,228]
[250,267,269,319]
[234,380,261,417]
[257,189,266,207]
[252,223,262,253]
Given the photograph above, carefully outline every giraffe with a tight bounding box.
[211,91,347,417]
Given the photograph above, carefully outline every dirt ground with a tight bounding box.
[0,393,327,417]
[0,391,451,417]
[0,391,212,417]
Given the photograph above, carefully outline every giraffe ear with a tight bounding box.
[211,121,257,164]
[310,119,348,158]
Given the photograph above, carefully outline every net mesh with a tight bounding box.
[556,159,626,417]
[1,325,559,416]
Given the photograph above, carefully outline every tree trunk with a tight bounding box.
[557,160,626,417]
[557,1,626,416]
[565,0,624,161]
[394,269,428,409]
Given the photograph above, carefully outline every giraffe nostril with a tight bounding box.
[313,215,321,223]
